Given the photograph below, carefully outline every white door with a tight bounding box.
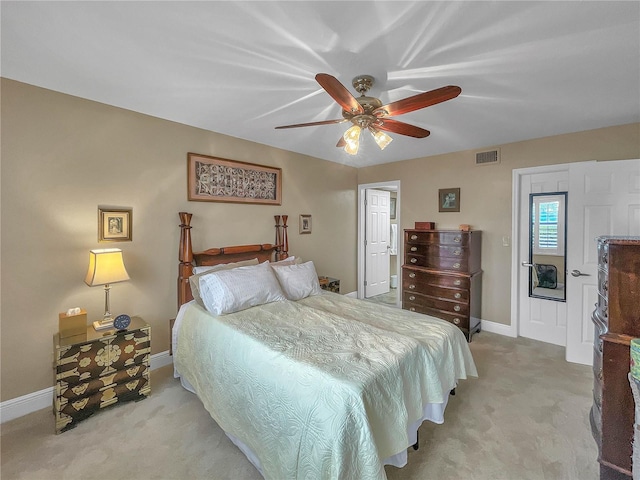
[365,189,390,298]
[565,159,640,365]
[518,170,569,345]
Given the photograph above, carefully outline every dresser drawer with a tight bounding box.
[55,376,150,433]
[402,302,469,329]
[405,230,468,246]
[595,292,608,326]
[404,283,468,303]
[598,268,608,296]
[57,363,149,400]
[405,243,467,259]
[56,328,150,385]
[406,254,470,272]
[597,240,609,272]
[402,290,469,316]
[403,268,470,290]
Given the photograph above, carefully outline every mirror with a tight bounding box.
[528,192,567,302]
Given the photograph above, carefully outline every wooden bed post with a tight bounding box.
[178,212,194,308]
[274,215,282,261]
[281,215,289,259]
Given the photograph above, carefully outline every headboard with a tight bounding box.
[177,212,279,308]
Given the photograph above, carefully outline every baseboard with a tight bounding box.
[345,291,358,298]
[0,350,173,424]
[480,319,517,337]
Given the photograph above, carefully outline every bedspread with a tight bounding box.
[173,293,477,480]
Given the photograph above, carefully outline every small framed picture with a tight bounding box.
[390,197,397,220]
[439,188,460,213]
[99,207,132,242]
[299,214,312,234]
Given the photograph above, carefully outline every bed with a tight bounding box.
[172,212,477,480]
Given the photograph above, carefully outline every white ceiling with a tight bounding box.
[2,1,639,167]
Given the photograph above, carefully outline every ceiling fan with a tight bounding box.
[275,73,461,155]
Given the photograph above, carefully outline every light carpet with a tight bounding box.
[1,332,598,479]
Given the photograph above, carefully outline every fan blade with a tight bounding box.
[316,73,364,115]
[275,119,346,129]
[376,119,431,138]
[336,136,346,148]
[374,85,461,117]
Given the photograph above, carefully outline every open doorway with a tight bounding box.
[357,180,401,307]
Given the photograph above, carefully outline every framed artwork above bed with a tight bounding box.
[187,152,282,205]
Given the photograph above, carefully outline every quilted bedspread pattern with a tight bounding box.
[174,293,477,480]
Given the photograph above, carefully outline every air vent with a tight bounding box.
[475,149,500,165]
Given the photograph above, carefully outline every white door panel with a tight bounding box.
[518,170,569,345]
[365,189,390,298]
[566,159,640,365]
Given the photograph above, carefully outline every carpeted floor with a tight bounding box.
[1,332,598,480]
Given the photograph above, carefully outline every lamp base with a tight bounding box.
[93,319,114,331]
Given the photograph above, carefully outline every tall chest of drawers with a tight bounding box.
[402,229,482,341]
[590,236,640,479]
[53,317,151,433]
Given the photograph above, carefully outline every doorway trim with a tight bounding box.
[357,180,401,305]
[510,162,571,340]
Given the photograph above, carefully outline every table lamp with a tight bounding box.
[84,248,130,330]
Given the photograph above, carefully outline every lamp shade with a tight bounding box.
[84,248,130,287]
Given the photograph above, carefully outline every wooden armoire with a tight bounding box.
[591,236,640,479]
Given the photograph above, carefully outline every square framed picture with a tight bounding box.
[299,214,312,234]
[99,207,132,242]
[439,188,460,213]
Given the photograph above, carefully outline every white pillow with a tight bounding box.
[193,258,259,275]
[269,256,303,266]
[190,258,259,308]
[270,261,323,301]
[198,261,286,315]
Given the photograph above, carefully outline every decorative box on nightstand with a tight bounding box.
[319,276,340,293]
[53,316,151,434]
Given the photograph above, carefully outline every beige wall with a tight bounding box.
[0,79,358,401]
[2,77,639,403]
[358,123,640,327]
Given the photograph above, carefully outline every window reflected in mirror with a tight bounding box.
[528,192,567,302]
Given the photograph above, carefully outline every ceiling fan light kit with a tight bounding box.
[275,73,461,156]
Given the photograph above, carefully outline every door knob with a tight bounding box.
[571,269,590,277]
[521,262,535,267]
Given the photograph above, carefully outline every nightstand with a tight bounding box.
[319,276,340,293]
[53,316,151,434]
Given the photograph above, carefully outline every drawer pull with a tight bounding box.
[454,293,462,299]
[409,307,416,312]
[453,263,461,269]
[454,305,461,312]
[454,279,461,286]
[410,258,418,264]
[454,250,461,256]
[453,318,461,325]
[409,284,416,290]
[454,236,461,243]
[409,272,416,278]
[409,295,416,301]
[411,234,418,240]
[410,246,417,252]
